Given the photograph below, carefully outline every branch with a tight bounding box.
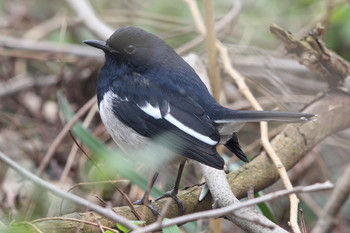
[65,0,113,39]
[311,165,350,233]
[270,23,350,88]
[204,0,221,100]
[0,36,100,60]
[37,96,97,175]
[0,151,140,231]
[130,181,333,233]
[200,167,288,233]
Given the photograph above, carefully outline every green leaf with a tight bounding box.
[4,222,37,233]
[198,183,209,201]
[162,218,181,233]
[115,223,130,233]
[116,221,145,233]
[255,192,276,223]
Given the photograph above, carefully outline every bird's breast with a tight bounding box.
[99,91,150,151]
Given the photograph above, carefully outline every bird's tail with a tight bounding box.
[215,110,315,141]
[214,110,315,124]
[215,110,315,163]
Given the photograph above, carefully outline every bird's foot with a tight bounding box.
[133,197,161,216]
[155,189,185,215]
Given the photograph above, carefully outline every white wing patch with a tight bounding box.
[109,96,217,146]
[164,109,217,146]
[138,102,162,119]
[99,91,150,150]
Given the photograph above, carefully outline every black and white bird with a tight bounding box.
[84,27,313,213]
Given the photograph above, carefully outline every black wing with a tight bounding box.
[110,76,224,169]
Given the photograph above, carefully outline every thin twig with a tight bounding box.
[204,0,221,100]
[66,131,142,220]
[92,213,105,233]
[260,122,301,233]
[176,0,241,55]
[37,96,96,175]
[0,36,101,60]
[299,208,307,233]
[58,101,98,183]
[65,0,113,39]
[0,151,139,231]
[21,222,44,233]
[130,181,333,233]
[311,164,350,233]
[32,216,120,233]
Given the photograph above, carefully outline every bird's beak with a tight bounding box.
[83,40,108,50]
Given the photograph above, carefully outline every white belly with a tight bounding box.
[99,91,150,151]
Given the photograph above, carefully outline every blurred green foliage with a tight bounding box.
[327,5,350,60]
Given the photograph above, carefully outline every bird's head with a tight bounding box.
[84,27,176,72]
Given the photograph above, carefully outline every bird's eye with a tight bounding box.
[124,44,136,54]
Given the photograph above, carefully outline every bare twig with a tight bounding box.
[0,36,101,60]
[32,217,120,233]
[59,103,98,184]
[37,96,97,175]
[176,0,241,54]
[311,165,350,233]
[204,0,221,100]
[260,122,301,232]
[0,151,139,231]
[21,222,44,233]
[130,181,333,233]
[0,75,57,98]
[24,13,65,40]
[65,0,113,39]
[299,209,307,233]
[65,131,142,221]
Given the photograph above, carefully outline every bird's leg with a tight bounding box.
[133,172,161,215]
[155,162,185,214]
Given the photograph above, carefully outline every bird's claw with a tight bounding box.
[133,198,161,216]
[155,189,185,215]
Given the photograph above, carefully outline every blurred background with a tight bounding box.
[0,0,349,232]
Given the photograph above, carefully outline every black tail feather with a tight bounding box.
[215,110,315,123]
[224,133,249,163]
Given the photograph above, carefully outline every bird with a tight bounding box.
[84,26,314,214]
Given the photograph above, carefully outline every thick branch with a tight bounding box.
[201,167,288,233]
[270,23,350,88]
